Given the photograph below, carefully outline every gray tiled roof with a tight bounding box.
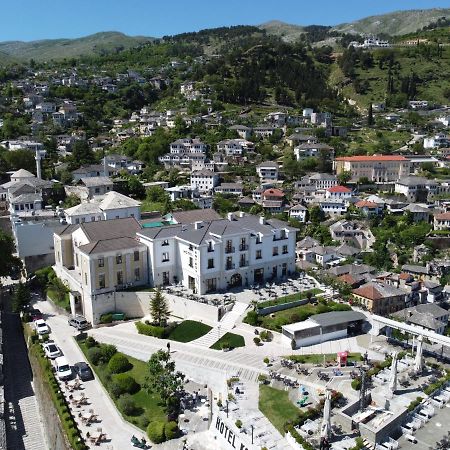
[81,217,141,241]
[78,236,144,255]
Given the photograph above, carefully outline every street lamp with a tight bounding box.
[226,399,229,418]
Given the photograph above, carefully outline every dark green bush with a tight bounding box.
[100,313,113,324]
[114,373,140,394]
[84,336,97,348]
[164,421,179,439]
[109,382,122,399]
[118,394,141,416]
[351,378,361,391]
[108,353,132,374]
[139,415,150,429]
[98,343,117,363]
[87,347,102,365]
[147,420,166,443]
[244,311,260,326]
[135,321,167,338]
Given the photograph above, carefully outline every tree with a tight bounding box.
[150,288,171,326]
[0,230,22,281]
[63,194,81,208]
[145,350,185,411]
[12,283,30,313]
[337,170,352,185]
[70,141,96,168]
[126,176,145,199]
[367,103,374,126]
[309,206,325,224]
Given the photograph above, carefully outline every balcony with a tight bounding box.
[225,263,235,270]
[239,244,249,251]
[225,246,235,254]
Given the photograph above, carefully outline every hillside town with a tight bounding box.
[0,6,450,450]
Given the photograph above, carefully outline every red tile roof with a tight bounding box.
[435,212,450,220]
[327,185,351,193]
[335,155,407,162]
[353,284,383,300]
[338,274,357,285]
[355,200,378,208]
[263,188,284,197]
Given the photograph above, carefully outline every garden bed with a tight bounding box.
[167,320,212,342]
[210,332,245,350]
[258,288,322,309]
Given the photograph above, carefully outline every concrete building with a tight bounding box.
[352,282,406,316]
[434,212,450,230]
[391,304,448,335]
[289,204,307,222]
[333,155,410,183]
[282,311,366,348]
[394,176,438,202]
[256,161,279,183]
[190,170,219,193]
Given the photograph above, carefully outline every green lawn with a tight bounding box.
[288,352,362,364]
[210,332,245,350]
[258,301,352,332]
[47,289,70,311]
[258,288,323,309]
[78,341,166,430]
[258,385,300,435]
[167,320,212,343]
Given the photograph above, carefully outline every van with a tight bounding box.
[68,315,90,330]
[55,356,72,380]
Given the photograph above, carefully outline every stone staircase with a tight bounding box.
[191,302,248,348]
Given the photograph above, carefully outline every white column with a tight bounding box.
[388,352,398,398]
[414,335,424,374]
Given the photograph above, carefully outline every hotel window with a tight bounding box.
[207,258,214,269]
[98,257,104,268]
[162,239,169,246]
[256,250,262,260]
[134,267,140,281]
[189,257,193,268]
[98,274,105,289]
[116,254,122,264]
[162,252,169,262]
[273,247,279,256]
[282,245,288,254]
[117,271,123,285]
[134,251,139,261]
[84,273,87,285]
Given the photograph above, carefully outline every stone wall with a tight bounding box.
[257,298,310,316]
[91,291,221,324]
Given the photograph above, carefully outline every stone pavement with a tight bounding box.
[3,311,46,450]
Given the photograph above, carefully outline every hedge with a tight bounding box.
[135,321,168,338]
[113,373,140,395]
[164,421,179,440]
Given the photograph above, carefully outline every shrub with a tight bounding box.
[88,347,102,366]
[260,330,273,342]
[135,321,167,338]
[244,311,260,326]
[109,382,122,399]
[118,394,141,416]
[147,420,166,444]
[253,337,261,345]
[108,353,132,374]
[220,341,230,350]
[351,378,361,391]
[100,313,113,324]
[235,419,242,428]
[98,344,117,364]
[164,421,179,440]
[114,374,140,394]
[85,336,97,348]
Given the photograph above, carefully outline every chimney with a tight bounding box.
[259,216,265,225]
[227,212,235,221]
[194,221,203,230]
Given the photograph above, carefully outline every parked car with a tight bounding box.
[73,362,94,381]
[34,319,49,335]
[68,315,90,331]
[55,357,72,380]
[30,308,43,321]
[43,341,61,359]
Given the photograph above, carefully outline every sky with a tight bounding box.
[1,0,449,41]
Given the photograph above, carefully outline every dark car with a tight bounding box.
[30,308,43,321]
[73,362,94,381]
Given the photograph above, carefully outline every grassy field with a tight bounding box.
[258,385,299,435]
[167,320,212,343]
[258,288,323,309]
[78,340,166,430]
[259,301,352,332]
[288,352,362,364]
[345,128,411,155]
[210,332,245,350]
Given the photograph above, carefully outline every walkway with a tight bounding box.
[3,311,46,450]
[191,301,248,347]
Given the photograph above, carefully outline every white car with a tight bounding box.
[55,356,72,380]
[43,341,61,359]
[34,319,50,335]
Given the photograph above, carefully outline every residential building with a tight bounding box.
[260,188,285,214]
[289,204,307,222]
[402,204,431,223]
[214,183,243,196]
[329,220,375,250]
[424,133,449,149]
[352,282,406,316]
[434,212,450,230]
[333,155,410,183]
[391,304,448,334]
[294,143,334,161]
[216,139,254,157]
[159,138,207,168]
[256,161,279,183]
[325,185,352,200]
[190,170,219,193]
[354,200,382,216]
[319,199,348,216]
[66,177,114,200]
[229,125,252,140]
[394,176,438,202]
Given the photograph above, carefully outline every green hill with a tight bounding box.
[0,32,154,62]
[258,20,306,42]
[332,8,450,36]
